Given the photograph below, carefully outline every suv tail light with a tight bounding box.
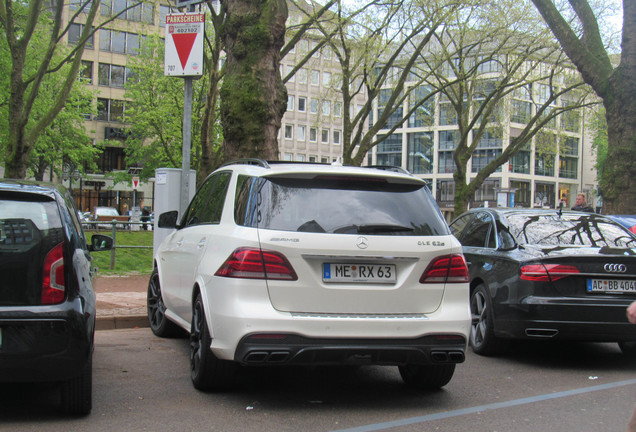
[520,264,580,282]
[215,247,298,281]
[420,254,469,284]
[41,242,65,304]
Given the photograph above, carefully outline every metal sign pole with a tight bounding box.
[179,3,196,217]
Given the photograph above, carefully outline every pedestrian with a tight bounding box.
[571,193,594,212]
[141,206,150,230]
[627,301,636,431]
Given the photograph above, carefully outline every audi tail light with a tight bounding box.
[420,254,469,284]
[520,263,580,282]
[215,247,298,281]
[41,242,66,305]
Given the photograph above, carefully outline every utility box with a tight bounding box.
[153,168,197,257]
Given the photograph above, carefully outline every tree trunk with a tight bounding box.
[220,0,288,162]
[600,86,636,213]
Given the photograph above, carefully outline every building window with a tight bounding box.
[408,85,434,128]
[438,151,456,174]
[333,130,341,145]
[535,152,555,177]
[309,127,317,142]
[296,154,306,161]
[439,130,458,150]
[436,180,455,203]
[98,63,127,88]
[510,144,531,174]
[535,182,556,208]
[286,65,295,82]
[376,134,402,166]
[378,89,403,129]
[284,124,293,139]
[100,29,138,54]
[321,129,330,144]
[334,102,342,117]
[80,60,93,83]
[321,100,330,116]
[287,95,294,111]
[473,179,500,203]
[311,70,320,85]
[323,71,331,87]
[439,101,457,126]
[509,180,531,207]
[559,138,578,179]
[101,0,154,24]
[97,98,126,122]
[298,97,306,112]
[310,98,319,114]
[298,68,307,84]
[297,125,306,141]
[407,132,433,174]
[68,23,94,48]
[511,99,531,124]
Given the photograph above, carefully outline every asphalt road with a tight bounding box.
[2,328,636,432]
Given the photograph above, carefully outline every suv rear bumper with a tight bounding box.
[235,333,466,366]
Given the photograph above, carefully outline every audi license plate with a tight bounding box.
[323,263,396,283]
[587,279,636,293]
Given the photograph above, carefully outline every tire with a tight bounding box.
[470,284,505,356]
[398,364,456,389]
[147,268,182,337]
[618,341,636,356]
[190,293,237,391]
[60,352,92,416]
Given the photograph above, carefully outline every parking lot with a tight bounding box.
[1,328,635,431]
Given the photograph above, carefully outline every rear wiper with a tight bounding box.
[333,224,414,234]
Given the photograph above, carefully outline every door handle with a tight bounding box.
[197,238,206,248]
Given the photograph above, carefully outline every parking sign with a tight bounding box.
[164,13,205,76]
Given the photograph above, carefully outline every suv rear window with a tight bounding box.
[235,175,449,236]
[0,198,64,305]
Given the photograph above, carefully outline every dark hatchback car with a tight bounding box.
[449,208,636,356]
[0,181,112,415]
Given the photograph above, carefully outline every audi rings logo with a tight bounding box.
[356,236,368,249]
[604,263,627,273]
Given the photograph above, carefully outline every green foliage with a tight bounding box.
[121,34,218,182]
[87,230,154,275]
[0,2,99,178]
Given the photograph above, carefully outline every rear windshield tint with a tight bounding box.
[507,213,636,248]
[0,198,64,306]
[235,175,449,236]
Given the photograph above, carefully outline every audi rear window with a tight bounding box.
[235,175,449,236]
[507,214,636,248]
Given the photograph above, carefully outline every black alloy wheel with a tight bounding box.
[190,292,237,391]
[147,268,182,337]
[470,284,505,356]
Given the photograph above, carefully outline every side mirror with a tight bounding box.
[89,234,113,251]
[158,210,179,229]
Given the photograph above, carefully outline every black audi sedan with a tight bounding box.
[0,181,112,415]
[449,208,636,356]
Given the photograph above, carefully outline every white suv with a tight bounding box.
[148,160,470,391]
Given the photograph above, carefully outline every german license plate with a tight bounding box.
[587,279,636,293]
[323,263,396,283]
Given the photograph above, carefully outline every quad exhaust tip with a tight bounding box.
[525,328,559,338]
[431,350,465,363]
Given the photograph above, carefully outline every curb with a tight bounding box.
[96,315,149,331]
